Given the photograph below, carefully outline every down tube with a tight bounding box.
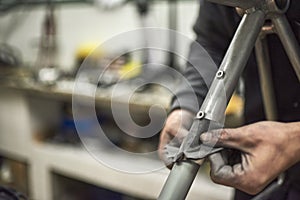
[158,10,265,200]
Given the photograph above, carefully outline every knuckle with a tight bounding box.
[163,122,178,135]
[210,170,235,186]
[218,129,231,142]
[242,126,261,147]
[210,172,222,184]
[164,119,182,135]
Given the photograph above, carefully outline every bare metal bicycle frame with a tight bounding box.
[158,0,300,199]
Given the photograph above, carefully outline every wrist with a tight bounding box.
[286,122,300,164]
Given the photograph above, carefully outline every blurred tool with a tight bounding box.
[0,44,22,67]
[119,55,141,80]
[0,44,29,84]
[135,0,150,65]
[0,157,29,198]
[75,43,101,66]
[36,3,57,69]
[97,53,142,87]
[35,3,61,85]
[167,0,178,70]
[74,41,141,86]
[94,0,127,10]
[73,42,102,77]
[0,186,27,200]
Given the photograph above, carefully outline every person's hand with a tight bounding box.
[200,121,300,195]
[158,109,194,168]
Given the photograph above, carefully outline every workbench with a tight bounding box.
[0,77,233,200]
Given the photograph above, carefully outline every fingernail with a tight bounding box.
[200,132,212,143]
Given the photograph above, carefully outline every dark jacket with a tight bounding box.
[171,0,300,199]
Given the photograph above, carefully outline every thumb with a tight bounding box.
[200,128,247,151]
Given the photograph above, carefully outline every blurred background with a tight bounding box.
[0,0,243,199]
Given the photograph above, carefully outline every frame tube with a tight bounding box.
[201,10,266,123]
[207,0,258,9]
[158,10,265,200]
[255,37,278,120]
[273,15,300,81]
[158,161,200,200]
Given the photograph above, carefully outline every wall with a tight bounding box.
[0,1,199,71]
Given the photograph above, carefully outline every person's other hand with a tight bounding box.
[158,109,194,168]
[200,121,300,195]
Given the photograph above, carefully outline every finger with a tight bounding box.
[161,145,175,169]
[158,134,174,168]
[209,153,226,169]
[163,109,194,137]
[209,153,240,187]
[159,126,188,150]
[158,130,171,152]
[158,128,189,168]
[200,128,248,151]
[158,128,172,162]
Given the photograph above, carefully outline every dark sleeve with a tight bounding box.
[170,0,239,114]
